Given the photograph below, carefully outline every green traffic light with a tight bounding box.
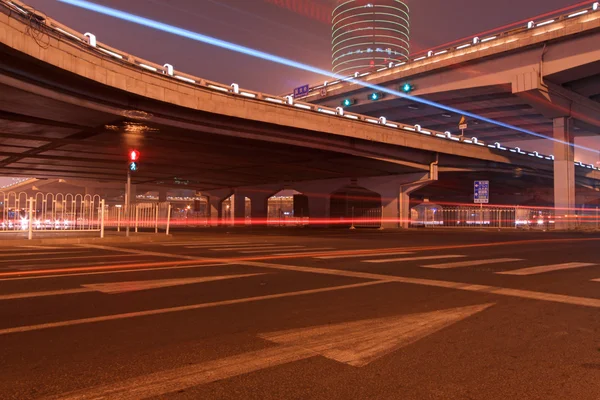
[129,161,139,172]
[402,83,413,93]
[369,92,380,101]
[342,98,353,107]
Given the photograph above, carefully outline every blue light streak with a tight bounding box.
[58,0,598,155]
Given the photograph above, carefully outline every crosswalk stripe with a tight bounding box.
[212,245,286,251]
[186,243,272,249]
[240,246,307,254]
[2,254,140,264]
[270,248,336,256]
[363,255,466,264]
[315,251,414,260]
[160,242,249,246]
[496,262,596,276]
[421,258,523,269]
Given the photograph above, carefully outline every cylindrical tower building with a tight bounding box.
[332,0,410,75]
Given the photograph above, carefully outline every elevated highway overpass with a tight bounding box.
[0,0,598,227]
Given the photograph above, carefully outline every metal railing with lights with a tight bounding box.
[1,0,599,175]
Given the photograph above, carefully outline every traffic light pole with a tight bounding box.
[125,170,131,237]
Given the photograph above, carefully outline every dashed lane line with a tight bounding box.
[421,258,523,269]
[496,262,596,276]
[363,255,466,264]
[315,251,414,260]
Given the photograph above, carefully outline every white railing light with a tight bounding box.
[379,116,387,125]
[414,124,422,132]
[163,63,174,76]
[336,107,344,116]
[84,32,96,47]
[230,83,239,94]
[285,95,294,105]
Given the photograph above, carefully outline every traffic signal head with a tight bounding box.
[401,83,414,93]
[341,98,355,107]
[128,150,140,172]
[369,92,383,101]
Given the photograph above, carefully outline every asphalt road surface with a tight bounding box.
[0,229,599,399]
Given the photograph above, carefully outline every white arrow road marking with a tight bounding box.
[82,273,266,294]
[50,303,493,399]
[0,273,265,300]
[0,281,385,335]
[421,258,523,269]
[496,262,596,276]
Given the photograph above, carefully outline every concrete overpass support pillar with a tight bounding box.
[307,195,330,227]
[249,195,269,226]
[208,196,223,226]
[553,117,576,229]
[158,190,168,202]
[233,194,247,226]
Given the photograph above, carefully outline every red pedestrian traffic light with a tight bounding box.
[129,150,140,162]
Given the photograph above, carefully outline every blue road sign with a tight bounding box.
[474,180,489,204]
[293,84,309,98]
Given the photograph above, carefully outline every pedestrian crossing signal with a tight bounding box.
[128,150,140,172]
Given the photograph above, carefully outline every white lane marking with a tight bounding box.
[0,274,266,300]
[14,260,137,271]
[6,254,140,265]
[592,278,600,282]
[496,262,596,276]
[211,245,283,251]
[315,251,414,260]
[241,261,600,309]
[78,244,202,260]
[421,258,523,269]
[0,281,386,335]
[184,243,260,249]
[0,262,231,282]
[161,242,249,247]
[55,304,493,399]
[270,248,336,256]
[363,255,466,264]
[0,288,92,300]
[261,303,494,367]
[83,273,266,294]
[0,251,88,258]
[240,246,308,254]
[19,246,70,250]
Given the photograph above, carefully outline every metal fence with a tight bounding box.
[0,191,103,232]
[105,202,174,232]
[411,205,600,230]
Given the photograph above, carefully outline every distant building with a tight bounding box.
[332,0,410,74]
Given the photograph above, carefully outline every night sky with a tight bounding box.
[21,0,583,94]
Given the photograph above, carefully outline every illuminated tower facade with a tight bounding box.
[332,0,410,75]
